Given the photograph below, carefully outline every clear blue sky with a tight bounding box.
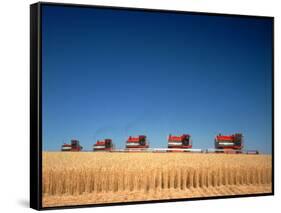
[41,5,273,153]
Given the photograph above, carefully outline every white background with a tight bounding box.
[0,0,279,212]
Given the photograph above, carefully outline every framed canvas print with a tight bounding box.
[30,2,274,210]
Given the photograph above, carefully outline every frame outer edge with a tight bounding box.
[30,2,42,210]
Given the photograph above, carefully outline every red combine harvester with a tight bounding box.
[126,135,149,150]
[167,134,192,151]
[61,139,83,151]
[214,133,243,153]
[93,139,113,151]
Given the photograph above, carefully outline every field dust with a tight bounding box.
[42,152,272,207]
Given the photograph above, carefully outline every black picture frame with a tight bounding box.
[30,2,274,210]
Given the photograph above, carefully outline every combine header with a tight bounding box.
[61,139,83,151]
[125,135,149,151]
[93,139,113,151]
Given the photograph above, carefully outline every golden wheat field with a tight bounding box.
[42,152,272,207]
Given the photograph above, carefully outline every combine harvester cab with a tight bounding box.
[125,135,149,152]
[166,134,202,153]
[208,133,244,154]
[93,139,113,151]
[61,139,83,151]
[168,134,192,151]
